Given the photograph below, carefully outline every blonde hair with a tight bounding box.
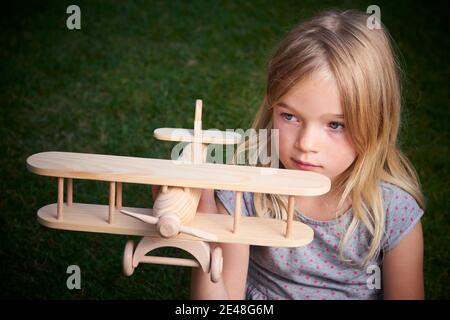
[234,9,425,266]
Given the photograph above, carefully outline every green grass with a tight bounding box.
[0,0,448,299]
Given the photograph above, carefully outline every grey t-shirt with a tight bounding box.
[215,181,424,300]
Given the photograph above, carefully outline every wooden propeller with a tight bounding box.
[120,209,218,241]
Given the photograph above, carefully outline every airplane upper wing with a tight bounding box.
[27,151,330,196]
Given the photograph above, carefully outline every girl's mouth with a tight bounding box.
[292,159,321,170]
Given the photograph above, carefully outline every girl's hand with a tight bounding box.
[197,189,218,214]
[152,185,248,299]
[151,185,161,201]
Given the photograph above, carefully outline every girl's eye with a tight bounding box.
[329,121,345,131]
[281,112,298,122]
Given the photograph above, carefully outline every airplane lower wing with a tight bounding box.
[37,202,313,247]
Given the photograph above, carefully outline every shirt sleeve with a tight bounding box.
[214,190,255,217]
[381,184,424,252]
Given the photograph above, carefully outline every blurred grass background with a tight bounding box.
[0,0,448,299]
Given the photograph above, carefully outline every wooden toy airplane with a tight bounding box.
[26,100,331,283]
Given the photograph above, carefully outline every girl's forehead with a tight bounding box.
[278,76,343,117]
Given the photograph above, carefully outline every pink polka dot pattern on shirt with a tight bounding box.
[216,181,424,300]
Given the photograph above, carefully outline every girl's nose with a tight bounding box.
[294,125,319,153]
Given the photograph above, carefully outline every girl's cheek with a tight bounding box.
[278,127,296,144]
[327,130,347,142]
[272,116,283,130]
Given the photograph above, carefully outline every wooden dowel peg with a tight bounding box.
[109,181,116,224]
[233,191,243,234]
[193,100,203,164]
[285,196,295,238]
[195,99,202,122]
[67,178,73,206]
[116,182,122,210]
[140,256,200,268]
[57,177,64,220]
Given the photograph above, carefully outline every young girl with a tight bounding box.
[174,9,425,300]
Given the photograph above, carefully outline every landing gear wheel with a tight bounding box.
[210,246,223,283]
[123,240,135,276]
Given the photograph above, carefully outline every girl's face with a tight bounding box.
[272,75,357,183]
